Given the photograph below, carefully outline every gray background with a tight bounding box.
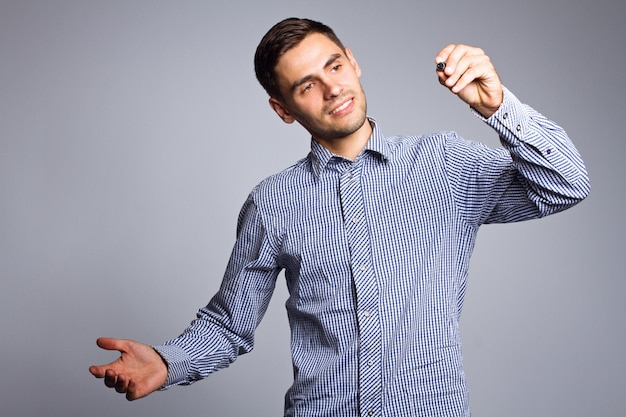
[1,0,624,416]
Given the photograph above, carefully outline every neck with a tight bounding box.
[314,120,373,161]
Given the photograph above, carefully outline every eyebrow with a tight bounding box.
[291,53,343,92]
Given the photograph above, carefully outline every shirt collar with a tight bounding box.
[309,118,391,180]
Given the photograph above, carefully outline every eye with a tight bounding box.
[331,64,342,72]
[302,83,314,93]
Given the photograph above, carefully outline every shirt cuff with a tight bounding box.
[152,343,192,389]
[471,86,527,148]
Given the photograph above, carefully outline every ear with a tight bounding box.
[269,97,296,124]
[345,47,362,78]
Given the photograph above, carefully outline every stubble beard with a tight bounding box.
[298,88,368,141]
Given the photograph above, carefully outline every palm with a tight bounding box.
[89,338,168,400]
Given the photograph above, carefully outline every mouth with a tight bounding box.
[329,98,353,115]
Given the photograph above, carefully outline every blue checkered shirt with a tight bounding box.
[154,88,589,416]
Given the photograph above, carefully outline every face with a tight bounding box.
[270,33,368,146]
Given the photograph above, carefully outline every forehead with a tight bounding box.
[274,33,344,84]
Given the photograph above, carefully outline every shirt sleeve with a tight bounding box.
[153,194,281,388]
[446,86,590,226]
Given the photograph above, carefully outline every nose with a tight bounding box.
[323,78,342,100]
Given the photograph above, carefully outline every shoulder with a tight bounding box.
[383,130,460,162]
[251,157,310,194]
[243,156,316,217]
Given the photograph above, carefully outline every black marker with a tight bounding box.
[436,62,446,72]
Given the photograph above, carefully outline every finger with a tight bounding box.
[448,56,491,95]
[104,368,118,388]
[443,49,484,87]
[447,60,483,93]
[126,379,139,401]
[435,44,455,81]
[444,45,483,73]
[115,373,129,393]
[459,56,497,93]
[435,44,478,87]
[435,44,457,67]
[89,364,109,378]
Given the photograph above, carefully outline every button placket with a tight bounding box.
[338,160,382,417]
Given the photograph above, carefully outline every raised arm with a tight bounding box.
[436,45,589,224]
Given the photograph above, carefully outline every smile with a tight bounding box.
[329,99,353,115]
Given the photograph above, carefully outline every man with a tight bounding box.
[90,17,589,416]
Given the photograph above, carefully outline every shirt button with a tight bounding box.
[352,217,360,223]
[363,311,371,318]
[503,113,508,119]
[516,124,521,132]
[360,265,367,271]
[367,360,373,366]
[368,411,375,416]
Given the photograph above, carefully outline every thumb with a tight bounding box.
[96,337,127,352]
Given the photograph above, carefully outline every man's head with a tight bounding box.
[254,18,370,154]
[254,18,346,101]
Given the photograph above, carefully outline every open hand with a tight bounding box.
[89,337,168,401]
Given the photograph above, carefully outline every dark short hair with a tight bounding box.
[254,18,346,100]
